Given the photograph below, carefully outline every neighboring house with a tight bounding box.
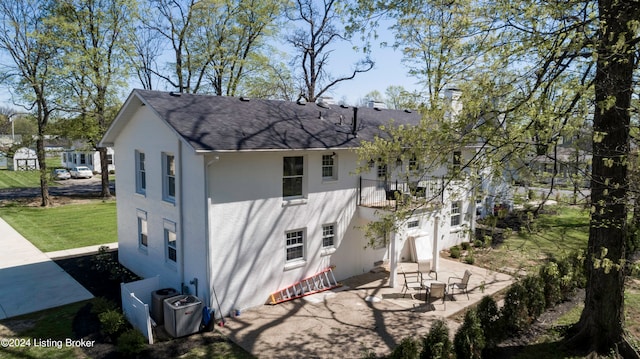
[8,147,39,171]
[99,90,486,318]
[61,145,115,173]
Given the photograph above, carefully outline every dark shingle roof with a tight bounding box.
[133,89,422,152]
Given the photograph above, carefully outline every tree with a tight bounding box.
[384,85,420,110]
[51,0,134,198]
[353,0,640,353]
[287,0,373,102]
[140,0,282,95]
[0,0,58,206]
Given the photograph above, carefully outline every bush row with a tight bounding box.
[381,250,586,359]
[92,297,147,357]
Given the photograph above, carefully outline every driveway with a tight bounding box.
[0,176,115,201]
[0,218,93,319]
[217,259,513,358]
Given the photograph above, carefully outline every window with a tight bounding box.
[164,220,177,263]
[63,153,67,162]
[322,154,337,180]
[283,156,304,198]
[163,153,176,202]
[107,154,113,165]
[322,224,335,248]
[137,210,148,248]
[285,230,304,262]
[135,151,146,194]
[451,201,461,226]
[377,162,387,178]
[73,153,77,164]
[80,153,86,164]
[453,151,462,172]
[409,154,419,171]
[407,220,419,229]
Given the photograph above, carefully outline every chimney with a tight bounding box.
[352,107,358,135]
[444,88,462,121]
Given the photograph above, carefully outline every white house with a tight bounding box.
[8,147,39,171]
[100,90,484,319]
[61,145,115,173]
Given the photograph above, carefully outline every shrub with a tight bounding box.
[521,275,546,319]
[449,246,461,259]
[473,239,484,248]
[461,242,471,250]
[476,296,501,349]
[499,282,529,333]
[117,328,146,357]
[454,309,485,359]
[421,319,452,359]
[464,254,475,265]
[539,261,562,306]
[99,309,125,340]
[91,297,117,315]
[389,337,420,359]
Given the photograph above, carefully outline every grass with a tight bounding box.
[475,206,590,274]
[0,200,116,252]
[0,301,88,359]
[0,169,51,189]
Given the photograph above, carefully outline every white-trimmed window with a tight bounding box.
[137,209,148,248]
[322,224,335,248]
[377,159,387,178]
[453,151,462,172]
[80,153,86,164]
[164,220,177,263]
[285,229,304,262]
[163,153,176,202]
[451,201,461,226]
[283,156,304,198]
[322,154,337,180]
[407,220,420,229]
[135,150,146,194]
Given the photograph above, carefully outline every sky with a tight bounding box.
[0,19,420,111]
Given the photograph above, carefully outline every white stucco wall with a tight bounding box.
[112,105,208,299]
[205,149,385,314]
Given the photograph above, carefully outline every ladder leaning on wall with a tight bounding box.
[268,266,341,305]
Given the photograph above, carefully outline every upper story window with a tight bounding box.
[163,153,176,202]
[135,150,146,195]
[407,220,420,229]
[377,161,387,179]
[409,154,419,171]
[451,201,461,226]
[322,154,337,181]
[453,151,462,172]
[283,156,304,198]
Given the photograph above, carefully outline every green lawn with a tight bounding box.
[0,169,50,189]
[476,206,590,273]
[0,200,117,252]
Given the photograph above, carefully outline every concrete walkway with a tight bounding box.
[0,218,95,319]
[218,258,513,358]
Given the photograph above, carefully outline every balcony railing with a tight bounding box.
[358,177,444,210]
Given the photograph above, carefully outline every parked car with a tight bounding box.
[51,168,71,180]
[70,166,93,179]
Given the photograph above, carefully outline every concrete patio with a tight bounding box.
[217,258,513,358]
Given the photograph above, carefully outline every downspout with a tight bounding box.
[204,156,219,309]
[179,140,186,294]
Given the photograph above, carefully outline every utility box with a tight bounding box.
[163,295,202,338]
[151,288,179,325]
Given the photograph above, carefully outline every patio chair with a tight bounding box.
[418,260,437,280]
[401,269,423,299]
[427,282,447,310]
[448,270,472,299]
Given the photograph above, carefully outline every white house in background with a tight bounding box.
[8,147,39,171]
[99,89,492,318]
[61,145,115,173]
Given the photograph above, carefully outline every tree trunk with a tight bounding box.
[569,0,637,353]
[98,147,111,198]
[36,137,50,207]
